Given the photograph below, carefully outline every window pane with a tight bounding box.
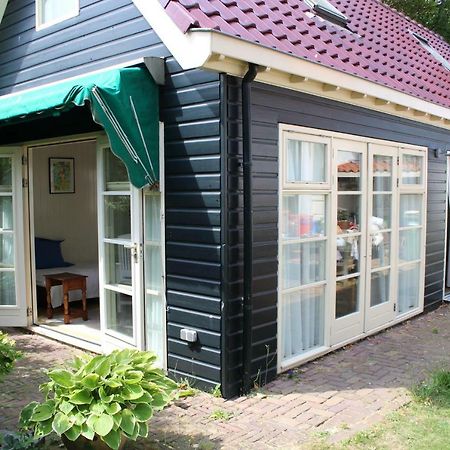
[402,154,423,185]
[337,151,361,191]
[104,243,132,287]
[145,195,161,241]
[336,236,360,276]
[282,241,326,289]
[371,231,391,269]
[0,197,13,230]
[282,194,326,239]
[399,229,421,262]
[145,245,161,292]
[104,196,131,239]
[372,194,391,229]
[373,156,392,191]
[336,277,360,318]
[0,234,14,268]
[337,195,360,233]
[41,0,78,24]
[146,293,165,365]
[282,286,325,359]
[0,157,12,192]
[286,139,326,183]
[370,269,390,307]
[105,290,133,338]
[0,271,15,305]
[104,148,130,191]
[400,194,422,227]
[398,264,420,314]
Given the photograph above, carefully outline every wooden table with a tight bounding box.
[45,273,88,324]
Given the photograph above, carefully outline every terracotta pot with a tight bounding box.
[61,434,128,450]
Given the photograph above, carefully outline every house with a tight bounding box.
[0,0,449,399]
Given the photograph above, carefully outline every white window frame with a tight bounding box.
[278,124,427,373]
[36,0,79,31]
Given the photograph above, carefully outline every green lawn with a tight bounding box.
[308,370,450,450]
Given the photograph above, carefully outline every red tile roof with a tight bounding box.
[161,0,450,109]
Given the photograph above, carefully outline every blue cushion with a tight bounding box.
[35,238,74,270]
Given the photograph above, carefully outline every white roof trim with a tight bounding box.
[0,0,8,24]
[133,0,450,129]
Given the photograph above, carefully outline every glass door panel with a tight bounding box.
[98,145,142,347]
[0,150,26,326]
[332,142,366,345]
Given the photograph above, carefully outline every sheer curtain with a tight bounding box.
[144,194,165,365]
[287,141,326,183]
[42,0,78,23]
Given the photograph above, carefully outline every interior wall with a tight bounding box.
[32,140,98,263]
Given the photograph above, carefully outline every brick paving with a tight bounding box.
[1,305,449,449]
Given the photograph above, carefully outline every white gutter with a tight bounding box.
[133,0,450,130]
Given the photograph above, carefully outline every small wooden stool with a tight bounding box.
[45,273,88,324]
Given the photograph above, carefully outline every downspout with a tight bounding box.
[242,63,258,394]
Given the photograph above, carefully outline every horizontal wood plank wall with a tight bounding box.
[0,0,167,94]
[161,58,222,391]
[0,0,224,391]
[223,77,449,397]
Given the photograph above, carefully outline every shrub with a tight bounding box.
[0,331,23,379]
[20,349,178,450]
[414,369,450,407]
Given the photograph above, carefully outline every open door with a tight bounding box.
[97,139,144,352]
[0,147,27,326]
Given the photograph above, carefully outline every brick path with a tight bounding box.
[1,305,449,449]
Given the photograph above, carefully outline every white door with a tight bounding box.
[97,140,144,351]
[0,147,27,326]
[331,139,367,345]
[364,144,397,331]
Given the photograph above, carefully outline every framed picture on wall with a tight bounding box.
[49,157,75,194]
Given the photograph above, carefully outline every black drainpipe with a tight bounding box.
[242,63,258,395]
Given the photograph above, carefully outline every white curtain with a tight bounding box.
[398,264,420,314]
[144,194,164,365]
[287,140,325,183]
[42,0,78,23]
[0,272,15,306]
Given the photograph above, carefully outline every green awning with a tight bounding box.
[0,67,159,188]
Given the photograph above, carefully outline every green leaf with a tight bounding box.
[81,373,100,390]
[20,401,39,428]
[105,378,122,388]
[101,429,122,450]
[59,400,75,415]
[137,421,148,438]
[48,369,75,388]
[64,424,82,441]
[31,402,55,422]
[52,412,71,435]
[124,370,143,384]
[105,402,121,415]
[151,392,168,409]
[70,389,93,405]
[133,403,153,422]
[133,391,152,403]
[90,402,105,415]
[99,386,114,403]
[95,358,111,377]
[81,423,95,440]
[82,355,105,374]
[112,412,122,428]
[92,414,114,437]
[119,409,135,435]
[122,384,144,400]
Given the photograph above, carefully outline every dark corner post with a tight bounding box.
[242,63,258,395]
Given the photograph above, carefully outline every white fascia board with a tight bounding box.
[205,31,450,124]
[132,0,212,69]
[0,0,8,24]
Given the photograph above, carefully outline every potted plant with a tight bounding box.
[20,349,178,450]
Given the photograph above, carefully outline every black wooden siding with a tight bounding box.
[223,76,449,397]
[0,0,167,95]
[0,0,223,391]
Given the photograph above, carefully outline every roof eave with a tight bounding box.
[133,0,450,130]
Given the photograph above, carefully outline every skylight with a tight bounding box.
[412,31,450,71]
[304,0,349,28]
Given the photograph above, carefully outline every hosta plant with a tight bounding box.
[0,331,23,379]
[20,349,178,450]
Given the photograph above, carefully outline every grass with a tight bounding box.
[304,369,450,450]
[209,409,234,421]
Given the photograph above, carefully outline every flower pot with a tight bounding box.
[61,434,128,450]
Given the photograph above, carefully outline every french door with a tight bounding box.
[97,141,144,350]
[0,147,27,327]
[279,126,426,371]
